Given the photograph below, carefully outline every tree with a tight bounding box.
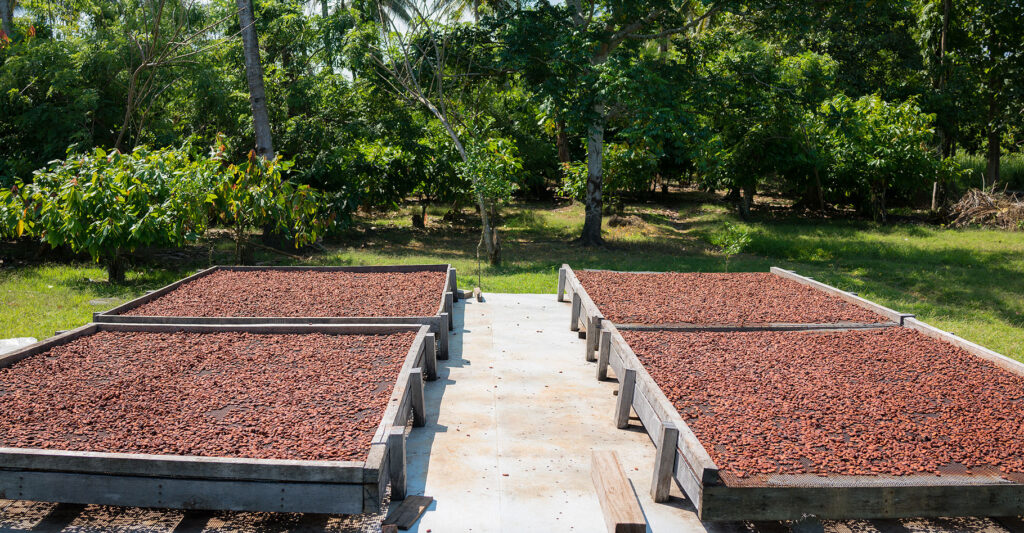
[500,0,727,246]
[208,150,329,263]
[353,2,518,265]
[957,0,1024,185]
[236,0,274,157]
[112,0,231,151]
[1,146,215,282]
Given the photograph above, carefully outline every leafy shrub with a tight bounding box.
[1,146,217,281]
[207,151,330,264]
[810,95,944,221]
[709,222,752,272]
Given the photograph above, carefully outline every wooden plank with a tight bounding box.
[699,483,1024,522]
[387,428,407,501]
[0,448,366,483]
[770,267,913,325]
[651,422,679,502]
[0,470,365,514]
[0,323,98,368]
[615,369,636,429]
[597,330,612,380]
[590,451,646,533]
[903,318,1024,378]
[383,495,433,530]
[615,322,898,332]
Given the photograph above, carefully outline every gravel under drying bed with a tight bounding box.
[0,330,416,461]
[623,327,1024,483]
[576,270,887,325]
[122,269,447,318]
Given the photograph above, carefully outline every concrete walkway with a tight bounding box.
[405,293,702,533]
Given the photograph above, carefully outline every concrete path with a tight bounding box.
[405,293,702,533]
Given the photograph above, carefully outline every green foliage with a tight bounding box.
[461,137,522,205]
[1,146,215,280]
[208,151,329,264]
[810,94,944,220]
[709,221,751,272]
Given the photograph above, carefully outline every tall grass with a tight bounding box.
[952,152,1024,191]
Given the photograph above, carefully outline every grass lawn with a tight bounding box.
[2,192,1022,361]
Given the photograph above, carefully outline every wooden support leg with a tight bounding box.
[570,293,582,332]
[448,267,458,302]
[410,368,426,428]
[437,315,449,360]
[424,334,437,381]
[597,330,612,380]
[651,422,678,503]
[615,368,636,429]
[557,267,566,302]
[585,316,602,362]
[445,292,455,331]
[388,428,407,501]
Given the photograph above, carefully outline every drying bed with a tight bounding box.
[560,265,908,329]
[93,264,457,357]
[598,320,1024,521]
[0,322,438,514]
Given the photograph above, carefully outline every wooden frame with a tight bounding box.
[92,264,457,358]
[599,319,1024,521]
[0,322,436,514]
[560,264,1024,521]
[559,265,905,343]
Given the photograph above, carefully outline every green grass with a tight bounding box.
[3,194,1023,361]
[952,152,1024,190]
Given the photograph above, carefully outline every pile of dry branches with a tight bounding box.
[949,188,1024,230]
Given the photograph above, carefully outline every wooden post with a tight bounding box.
[585,316,602,362]
[448,267,458,302]
[445,292,454,331]
[424,334,437,381]
[651,422,678,503]
[557,267,567,302]
[388,428,407,500]
[571,292,582,332]
[615,369,636,429]
[597,330,612,380]
[410,368,426,427]
[437,315,449,360]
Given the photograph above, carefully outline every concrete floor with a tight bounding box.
[0,293,1021,532]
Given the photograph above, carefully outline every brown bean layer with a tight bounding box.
[576,271,887,325]
[624,328,1024,478]
[0,331,416,461]
[123,270,446,317]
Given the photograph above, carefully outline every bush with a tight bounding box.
[208,151,330,264]
[810,95,944,221]
[1,146,217,281]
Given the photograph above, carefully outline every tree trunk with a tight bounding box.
[106,253,126,284]
[0,0,14,39]
[556,120,570,164]
[580,112,605,246]
[985,127,1000,186]
[321,0,332,66]
[237,0,274,158]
